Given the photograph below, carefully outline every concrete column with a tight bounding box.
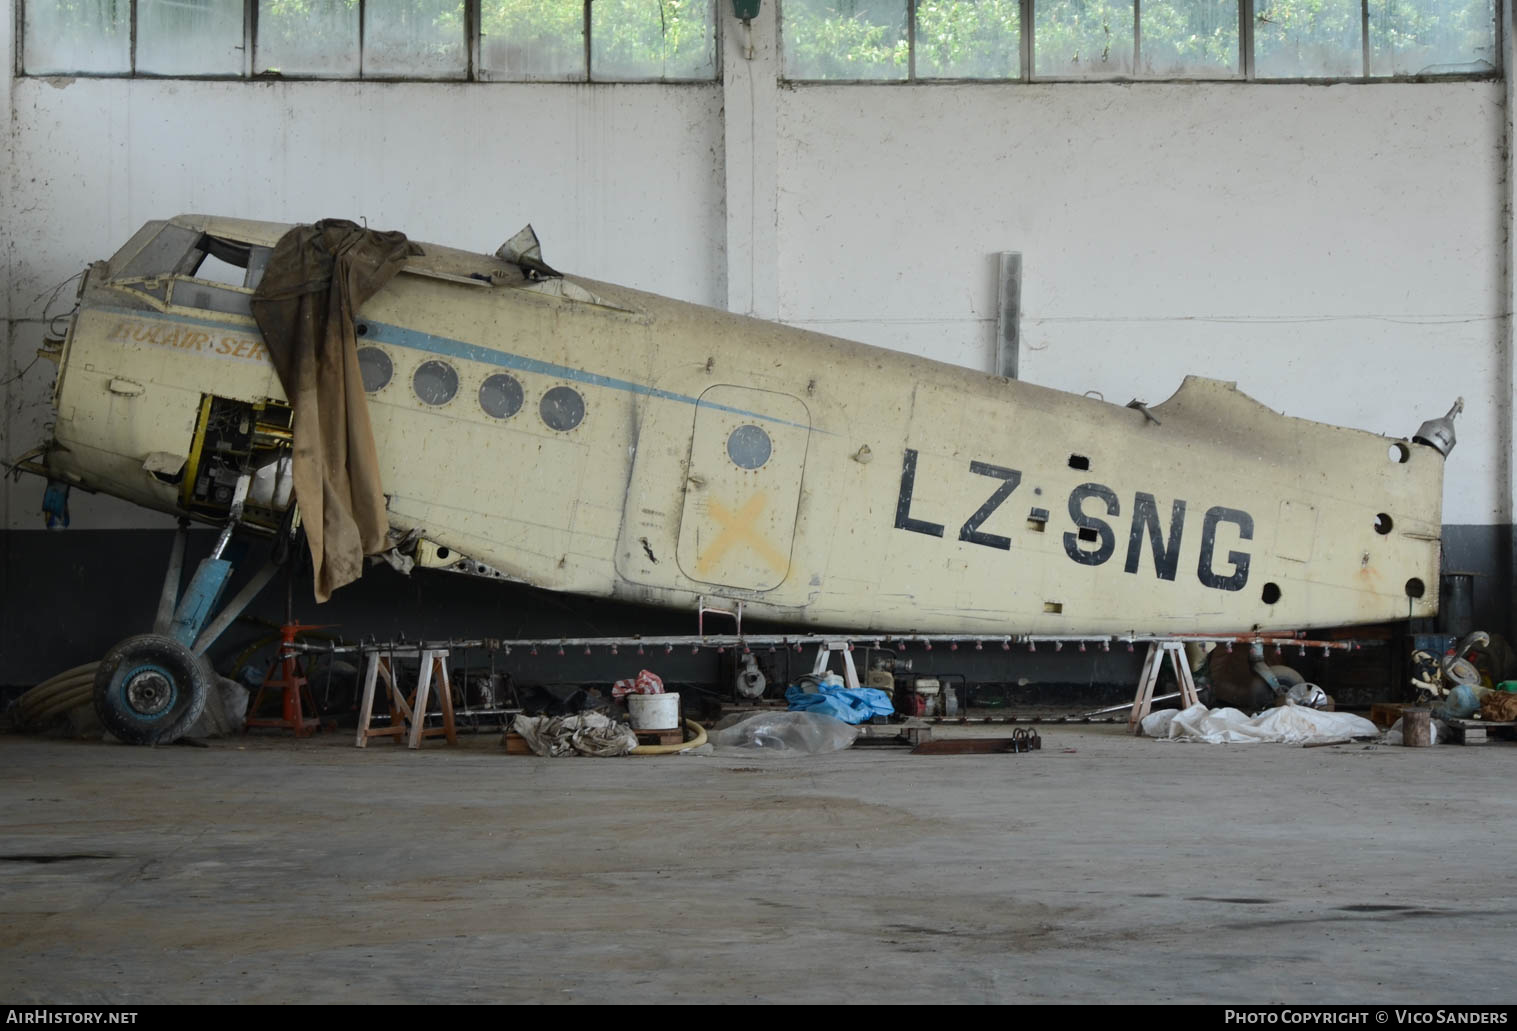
[2,0,17,532]
[1504,0,1516,636]
[721,0,779,320]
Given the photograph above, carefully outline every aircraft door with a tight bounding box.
[677,386,810,592]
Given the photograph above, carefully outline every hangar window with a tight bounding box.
[782,0,909,79]
[480,0,718,80]
[256,0,363,78]
[364,0,469,78]
[779,0,1497,80]
[139,0,245,75]
[481,0,585,79]
[23,0,131,75]
[256,0,469,79]
[23,0,719,81]
[592,0,720,79]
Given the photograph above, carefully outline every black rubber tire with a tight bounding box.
[93,634,211,746]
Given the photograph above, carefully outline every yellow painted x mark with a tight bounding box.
[696,492,790,578]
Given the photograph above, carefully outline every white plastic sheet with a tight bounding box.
[186,677,250,738]
[1140,703,1380,744]
[709,711,860,755]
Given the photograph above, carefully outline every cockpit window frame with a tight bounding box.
[113,224,272,291]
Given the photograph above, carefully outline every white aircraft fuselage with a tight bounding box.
[38,215,1448,635]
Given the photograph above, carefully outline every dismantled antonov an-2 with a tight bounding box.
[18,215,1458,742]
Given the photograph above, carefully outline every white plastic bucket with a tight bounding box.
[627,692,680,731]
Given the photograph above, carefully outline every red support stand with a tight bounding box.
[244,622,334,737]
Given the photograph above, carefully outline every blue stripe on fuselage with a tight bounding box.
[363,319,818,432]
[91,301,819,432]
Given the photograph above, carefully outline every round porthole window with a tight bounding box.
[727,424,772,469]
[357,346,393,393]
[540,386,585,431]
[479,373,524,420]
[413,360,459,406]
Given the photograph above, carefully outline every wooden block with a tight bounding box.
[1369,703,1409,730]
[635,727,685,746]
[1449,724,1488,745]
[502,732,533,755]
[1443,717,1512,745]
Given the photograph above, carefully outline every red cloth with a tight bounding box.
[612,670,664,701]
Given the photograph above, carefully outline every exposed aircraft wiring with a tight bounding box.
[5,272,84,392]
[0,356,40,387]
[18,269,84,324]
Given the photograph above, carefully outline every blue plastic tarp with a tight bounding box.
[785,684,895,724]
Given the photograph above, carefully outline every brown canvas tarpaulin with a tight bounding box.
[252,219,421,602]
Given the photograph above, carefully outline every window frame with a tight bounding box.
[776,0,1502,83]
[15,0,722,83]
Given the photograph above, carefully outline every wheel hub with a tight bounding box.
[124,668,175,717]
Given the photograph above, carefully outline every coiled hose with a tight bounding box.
[13,661,101,730]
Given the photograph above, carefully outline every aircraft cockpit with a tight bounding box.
[98,220,281,320]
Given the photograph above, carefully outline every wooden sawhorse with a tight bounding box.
[355,647,458,749]
[810,641,861,690]
[1127,640,1202,734]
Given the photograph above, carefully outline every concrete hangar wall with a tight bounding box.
[0,0,1512,685]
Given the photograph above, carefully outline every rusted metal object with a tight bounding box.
[911,728,1041,755]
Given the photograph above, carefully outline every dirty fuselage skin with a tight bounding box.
[46,216,1444,635]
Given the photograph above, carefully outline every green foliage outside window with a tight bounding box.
[1141,0,1239,75]
[594,0,717,79]
[782,0,909,79]
[482,0,585,77]
[1253,0,1361,75]
[915,0,1021,78]
[1367,0,1497,74]
[780,0,1492,79]
[484,0,718,79]
[1035,0,1135,75]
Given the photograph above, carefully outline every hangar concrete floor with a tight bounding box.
[0,726,1511,1005]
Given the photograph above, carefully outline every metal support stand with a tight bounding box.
[244,622,333,737]
[1128,641,1202,733]
[697,595,744,636]
[355,647,458,749]
[153,519,190,636]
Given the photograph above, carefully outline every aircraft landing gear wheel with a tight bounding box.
[93,634,211,746]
